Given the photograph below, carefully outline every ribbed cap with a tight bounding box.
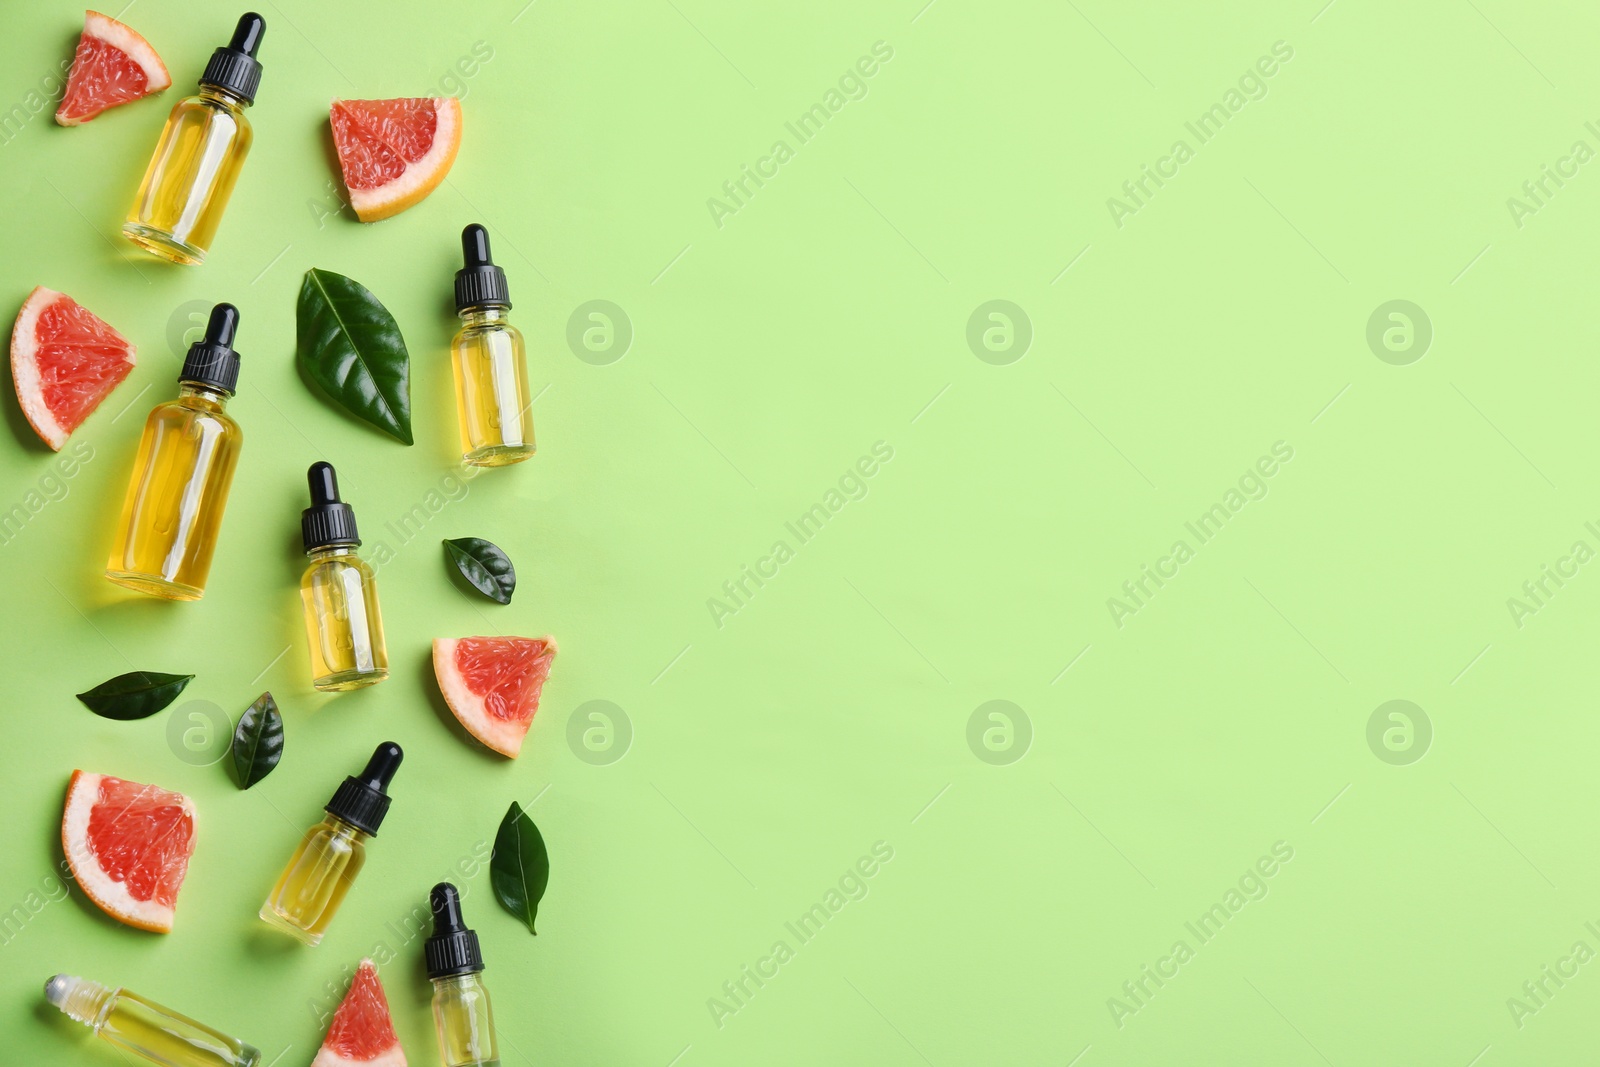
[425,883,485,979]
[454,224,510,311]
[199,13,265,105]
[324,742,402,836]
[301,462,360,552]
[179,303,242,395]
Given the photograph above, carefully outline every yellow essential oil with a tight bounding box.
[106,304,244,600]
[45,974,260,1067]
[426,883,501,1067]
[299,463,387,691]
[450,224,535,466]
[124,13,264,265]
[260,742,402,945]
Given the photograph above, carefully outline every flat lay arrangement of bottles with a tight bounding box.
[23,10,550,1067]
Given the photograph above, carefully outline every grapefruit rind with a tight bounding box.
[55,11,172,126]
[10,285,137,450]
[433,636,557,758]
[61,770,196,934]
[311,959,407,1067]
[333,98,462,223]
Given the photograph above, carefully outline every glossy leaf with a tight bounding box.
[491,801,549,934]
[296,268,413,444]
[444,537,516,604]
[231,691,284,789]
[75,671,193,720]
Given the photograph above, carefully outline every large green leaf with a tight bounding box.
[231,692,284,789]
[75,671,193,720]
[444,537,517,604]
[491,801,550,934]
[296,268,413,444]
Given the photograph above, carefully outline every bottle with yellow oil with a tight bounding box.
[260,742,402,945]
[105,303,244,600]
[44,974,261,1067]
[450,224,536,466]
[300,462,387,691]
[426,882,501,1067]
[123,13,265,265]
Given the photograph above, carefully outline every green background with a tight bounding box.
[1,0,1598,1063]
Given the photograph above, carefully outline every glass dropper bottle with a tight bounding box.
[45,974,261,1067]
[449,224,536,466]
[123,13,266,264]
[259,741,403,945]
[300,461,387,691]
[426,882,500,1067]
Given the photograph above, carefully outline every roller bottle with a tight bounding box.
[45,974,260,1067]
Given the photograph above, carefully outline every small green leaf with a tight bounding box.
[75,671,193,720]
[231,692,284,789]
[296,268,413,444]
[491,801,549,934]
[444,537,516,604]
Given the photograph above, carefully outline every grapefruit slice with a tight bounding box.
[434,636,557,758]
[330,98,462,222]
[61,771,196,933]
[55,11,171,126]
[312,959,407,1067]
[10,286,136,450]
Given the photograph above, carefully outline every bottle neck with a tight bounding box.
[176,382,230,409]
[196,84,249,112]
[306,544,359,563]
[430,971,486,991]
[458,305,510,328]
[320,813,370,842]
[45,975,116,1030]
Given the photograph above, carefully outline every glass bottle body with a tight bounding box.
[431,973,500,1067]
[450,307,535,467]
[259,815,367,945]
[300,546,388,691]
[105,384,242,600]
[48,976,260,1067]
[124,87,253,265]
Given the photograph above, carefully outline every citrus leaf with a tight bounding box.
[75,671,193,720]
[444,537,516,604]
[296,268,413,444]
[491,801,549,934]
[231,692,284,789]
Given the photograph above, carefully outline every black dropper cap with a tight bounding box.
[454,224,510,312]
[199,13,266,105]
[301,462,360,552]
[179,303,242,395]
[425,883,485,979]
[324,742,402,836]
